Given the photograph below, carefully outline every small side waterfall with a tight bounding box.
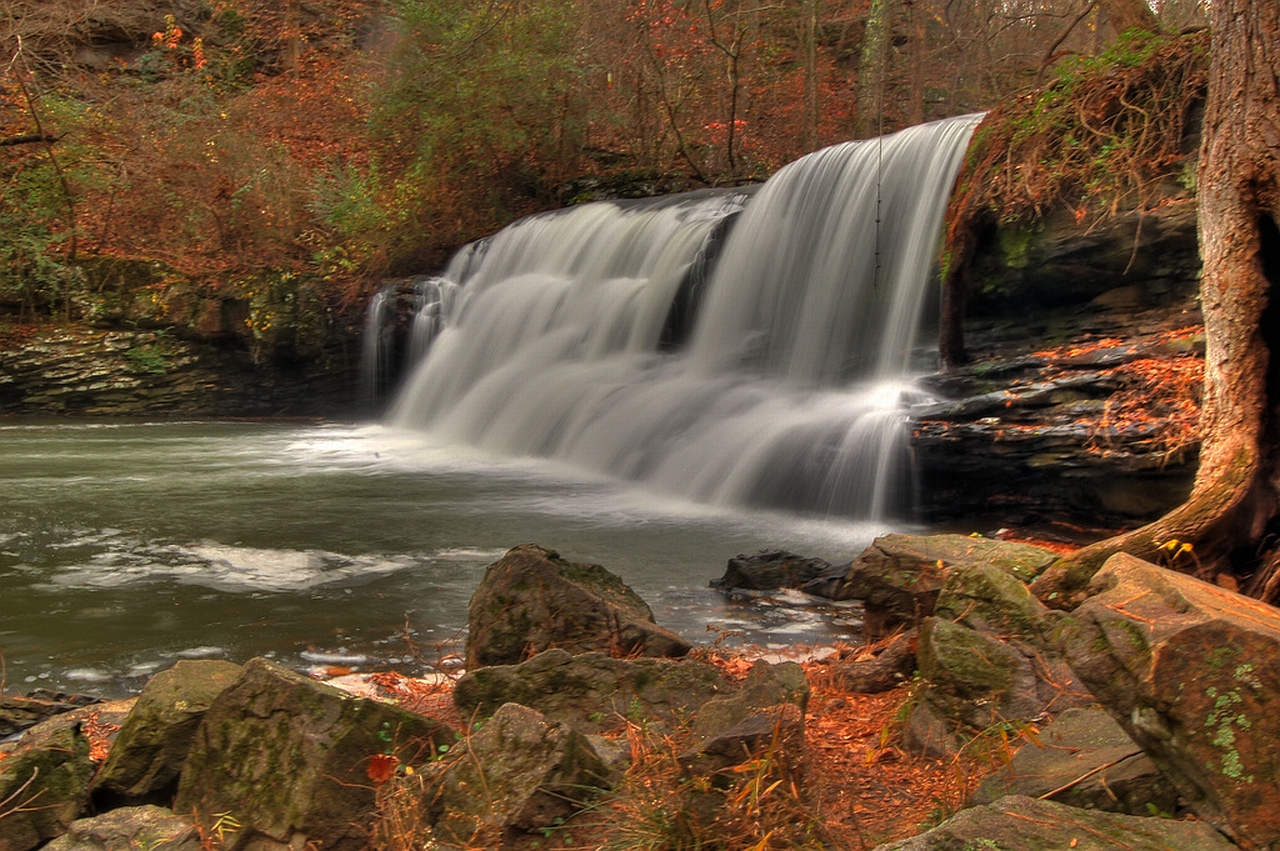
[381,114,982,520]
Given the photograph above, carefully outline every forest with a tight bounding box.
[0,0,1207,331]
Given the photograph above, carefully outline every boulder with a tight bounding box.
[872,795,1235,851]
[465,544,691,668]
[41,806,200,851]
[905,561,1092,755]
[824,534,1058,638]
[690,660,809,739]
[173,657,453,851]
[680,703,806,780]
[1060,553,1280,849]
[711,550,837,592]
[0,721,95,851]
[970,707,1179,816]
[92,659,243,807]
[424,703,612,845]
[831,631,917,694]
[454,648,730,734]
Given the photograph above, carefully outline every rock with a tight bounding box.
[872,795,1236,851]
[173,657,454,851]
[1060,554,1280,849]
[905,561,1091,755]
[832,630,917,694]
[0,691,101,740]
[92,659,243,808]
[454,648,731,734]
[0,721,95,851]
[680,703,806,780]
[691,660,809,739]
[970,707,1179,817]
[827,534,1059,638]
[424,703,612,845]
[465,544,691,668]
[41,806,200,851]
[711,550,836,592]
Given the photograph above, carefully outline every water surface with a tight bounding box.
[1,420,890,696]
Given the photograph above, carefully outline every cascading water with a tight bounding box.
[383,114,982,520]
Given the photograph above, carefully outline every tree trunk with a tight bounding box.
[1031,0,1280,606]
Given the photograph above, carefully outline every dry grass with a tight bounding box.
[363,651,1004,851]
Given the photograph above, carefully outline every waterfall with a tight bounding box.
[383,114,982,520]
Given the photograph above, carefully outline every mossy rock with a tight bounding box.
[465,543,691,668]
[173,657,454,851]
[454,648,730,734]
[0,721,95,851]
[93,659,244,808]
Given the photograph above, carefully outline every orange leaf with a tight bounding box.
[367,753,398,783]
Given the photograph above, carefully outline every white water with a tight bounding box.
[386,115,982,520]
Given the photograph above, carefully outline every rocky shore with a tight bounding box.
[4,536,1277,851]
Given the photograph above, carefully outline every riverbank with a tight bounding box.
[6,537,1276,851]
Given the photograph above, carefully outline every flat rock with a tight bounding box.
[873,795,1236,851]
[453,648,730,734]
[42,806,199,851]
[971,707,1179,816]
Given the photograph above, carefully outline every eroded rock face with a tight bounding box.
[1060,554,1280,849]
[93,660,243,808]
[174,657,453,851]
[465,544,691,668]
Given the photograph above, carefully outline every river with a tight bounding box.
[0,420,891,697]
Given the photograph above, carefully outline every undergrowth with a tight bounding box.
[950,28,1209,233]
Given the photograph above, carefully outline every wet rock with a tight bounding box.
[0,720,95,851]
[1060,554,1280,849]
[872,794,1236,851]
[92,660,243,808]
[465,543,690,668]
[454,648,730,734]
[423,703,612,845]
[970,707,1179,816]
[174,657,454,851]
[41,806,200,851]
[711,550,837,592]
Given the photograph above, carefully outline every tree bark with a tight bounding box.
[1032,0,1280,605]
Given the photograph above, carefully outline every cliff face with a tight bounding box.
[0,259,361,419]
[912,197,1203,538]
